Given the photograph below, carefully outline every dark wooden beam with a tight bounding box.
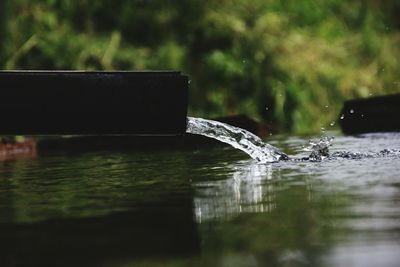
[339,94,400,134]
[0,71,188,135]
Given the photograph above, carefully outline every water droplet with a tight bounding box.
[325,105,329,108]
[361,114,364,118]
[265,107,269,110]
[350,109,354,114]
[188,80,192,84]
[340,114,345,120]
[330,121,336,126]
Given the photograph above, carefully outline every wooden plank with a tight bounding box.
[339,94,400,134]
[0,71,188,135]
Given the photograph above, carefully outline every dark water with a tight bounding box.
[1,132,400,266]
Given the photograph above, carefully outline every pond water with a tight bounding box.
[1,132,400,267]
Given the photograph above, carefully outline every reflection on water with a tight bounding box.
[0,133,400,266]
[193,159,342,267]
[0,149,200,266]
[1,199,200,266]
[194,163,275,221]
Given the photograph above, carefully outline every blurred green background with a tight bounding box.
[0,0,399,133]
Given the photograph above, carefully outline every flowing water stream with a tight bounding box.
[186,117,288,163]
[187,117,400,163]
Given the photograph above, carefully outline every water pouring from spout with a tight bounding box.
[186,117,288,163]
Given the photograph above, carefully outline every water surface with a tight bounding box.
[0,132,399,266]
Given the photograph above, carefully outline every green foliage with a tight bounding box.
[0,0,399,133]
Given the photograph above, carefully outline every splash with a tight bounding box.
[300,136,400,161]
[302,136,334,161]
[186,117,399,163]
[330,149,400,160]
[186,117,288,163]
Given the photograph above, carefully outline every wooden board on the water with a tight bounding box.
[339,94,400,134]
[0,71,188,135]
